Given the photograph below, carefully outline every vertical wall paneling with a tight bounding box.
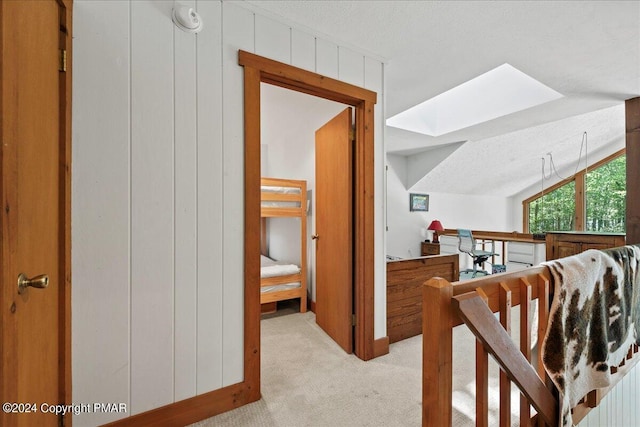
[71,1,132,425]
[632,365,637,420]
[364,57,386,339]
[291,29,316,72]
[636,365,639,420]
[363,58,383,105]
[221,1,255,386]
[338,47,364,87]
[579,365,640,425]
[195,0,224,394]
[617,371,622,424]
[255,14,291,65]
[130,0,175,414]
[173,0,198,402]
[315,38,339,79]
[73,0,390,423]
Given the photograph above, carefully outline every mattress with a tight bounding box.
[261,185,301,195]
[260,255,301,294]
[261,201,301,208]
[261,185,302,208]
[261,282,301,294]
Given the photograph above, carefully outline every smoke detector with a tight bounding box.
[172,6,203,34]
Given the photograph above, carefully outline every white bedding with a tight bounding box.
[261,201,300,208]
[261,185,302,208]
[261,264,301,278]
[260,255,302,294]
[261,185,301,194]
[261,282,301,294]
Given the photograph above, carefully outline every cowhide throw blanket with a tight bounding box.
[541,245,640,427]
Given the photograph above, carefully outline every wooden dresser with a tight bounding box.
[386,254,458,343]
[545,231,626,261]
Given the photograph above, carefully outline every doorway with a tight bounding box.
[260,84,353,352]
[240,50,377,397]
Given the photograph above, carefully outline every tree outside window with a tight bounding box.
[585,155,626,232]
[524,151,625,233]
[528,182,575,234]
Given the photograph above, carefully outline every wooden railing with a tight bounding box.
[422,267,640,426]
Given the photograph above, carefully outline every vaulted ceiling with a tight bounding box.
[246,0,640,197]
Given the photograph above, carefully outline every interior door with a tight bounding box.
[314,108,353,353]
[1,1,67,425]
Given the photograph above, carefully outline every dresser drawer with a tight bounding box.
[421,242,440,256]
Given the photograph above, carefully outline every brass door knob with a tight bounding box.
[17,273,49,295]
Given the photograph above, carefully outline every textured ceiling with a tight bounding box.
[245,0,640,196]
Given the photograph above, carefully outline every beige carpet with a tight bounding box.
[192,302,526,427]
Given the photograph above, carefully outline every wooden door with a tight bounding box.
[1,1,69,426]
[314,108,353,353]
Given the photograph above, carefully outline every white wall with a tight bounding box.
[72,1,385,425]
[386,155,511,259]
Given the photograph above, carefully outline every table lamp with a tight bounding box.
[427,220,444,243]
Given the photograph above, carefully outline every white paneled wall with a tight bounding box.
[174,0,198,402]
[579,364,640,426]
[316,38,339,79]
[220,0,252,390]
[72,3,131,426]
[130,0,175,413]
[195,0,223,397]
[72,1,385,425]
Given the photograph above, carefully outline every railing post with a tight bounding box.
[423,277,453,427]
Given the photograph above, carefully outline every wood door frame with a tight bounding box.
[59,0,73,414]
[0,0,72,420]
[239,50,377,398]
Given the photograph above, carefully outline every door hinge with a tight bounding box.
[59,49,67,72]
[351,313,357,326]
[349,126,355,142]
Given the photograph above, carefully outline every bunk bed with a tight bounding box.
[260,177,307,313]
[422,244,640,426]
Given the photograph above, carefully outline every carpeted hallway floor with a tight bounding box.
[191,299,519,427]
[191,304,423,427]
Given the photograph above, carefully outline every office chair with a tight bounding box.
[457,229,498,278]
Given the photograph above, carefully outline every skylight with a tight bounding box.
[386,63,563,137]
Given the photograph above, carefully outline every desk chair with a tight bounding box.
[457,229,498,278]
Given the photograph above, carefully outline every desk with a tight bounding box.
[440,229,547,266]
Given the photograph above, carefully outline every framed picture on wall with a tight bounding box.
[409,193,429,212]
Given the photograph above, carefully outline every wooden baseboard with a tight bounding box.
[373,336,390,358]
[310,300,316,313]
[102,381,258,427]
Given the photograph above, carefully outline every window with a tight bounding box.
[586,155,626,232]
[524,150,625,233]
[528,181,575,233]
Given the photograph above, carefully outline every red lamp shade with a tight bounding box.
[427,220,444,231]
[427,220,444,243]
